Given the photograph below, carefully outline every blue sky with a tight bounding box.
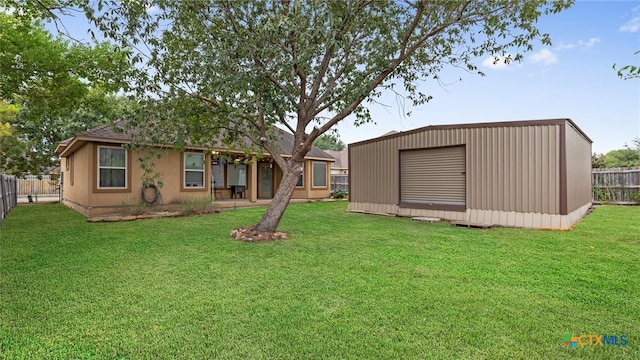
[337,1,640,154]
[41,1,640,154]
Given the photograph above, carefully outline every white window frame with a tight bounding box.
[97,145,127,189]
[312,161,327,188]
[184,152,206,189]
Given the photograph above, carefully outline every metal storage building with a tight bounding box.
[348,119,592,230]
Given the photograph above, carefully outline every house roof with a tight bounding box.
[55,121,334,161]
[324,149,348,169]
[350,118,593,147]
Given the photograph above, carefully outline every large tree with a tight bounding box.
[0,10,130,175]
[83,0,572,232]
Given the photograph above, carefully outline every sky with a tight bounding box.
[335,1,640,154]
[41,1,640,154]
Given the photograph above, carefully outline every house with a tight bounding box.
[324,149,349,174]
[55,124,334,217]
[348,119,592,230]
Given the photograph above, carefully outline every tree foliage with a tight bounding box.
[592,139,640,168]
[314,134,346,151]
[613,51,640,80]
[0,12,128,101]
[0,10,131,175]
[591,153,606,169]
[0,100,26,174]
[83,0,572,232]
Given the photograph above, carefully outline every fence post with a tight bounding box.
[1,176,6,225]
[1,174,17,225]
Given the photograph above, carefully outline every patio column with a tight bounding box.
[250,161,257,203]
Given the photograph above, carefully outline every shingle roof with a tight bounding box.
[324,149,348,169]
[76,121,135,141]
[58,121,334,160]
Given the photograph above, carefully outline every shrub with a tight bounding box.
[332,190,348,199]
[182,196,216,214]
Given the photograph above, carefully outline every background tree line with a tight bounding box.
[0,10,131,176]
[592,139,640,169]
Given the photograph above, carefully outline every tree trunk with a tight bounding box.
[254,161,302,232]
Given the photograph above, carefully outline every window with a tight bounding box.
[98,146,127,189]
[296,173,304,188]
[312,161,327,188]
[184,152,205,188]
[227,163,246,186]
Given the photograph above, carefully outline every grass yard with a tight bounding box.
[1,202,638,359]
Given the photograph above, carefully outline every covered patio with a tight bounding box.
[211,197,327,210]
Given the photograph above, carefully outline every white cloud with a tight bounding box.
[556,42,576,50]
[481,54,513,70]
[619,17,640,32]
[579,37,601,48]
[530,49,558,65]
[554,37,601,51]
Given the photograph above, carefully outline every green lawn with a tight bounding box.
[1,202,638,359]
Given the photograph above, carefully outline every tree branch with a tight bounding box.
[310,1,477,141]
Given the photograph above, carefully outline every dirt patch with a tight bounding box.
[230,225,289,242]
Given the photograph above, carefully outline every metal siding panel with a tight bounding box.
[483,128,489,209]
[506,127,513,210]
[497,127,503,210]
[469,128,479,209]
[565,124,592,212]
[550,125,558,213]
[550,125,560,214]
[491,127,497,210]
[465,124,561,214]
[523,126,530,212]
[532,126,540,212]
[516,127,524,212]
[493,127,500,210]
[388,139,399,204]
[542,127,549,212]
[539,126,546,213]
[477,128,485,209]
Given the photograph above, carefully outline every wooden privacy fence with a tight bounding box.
[1,174,17,225]
[16,174,60,195]
[592,167,640,204]
[331,174,348,193]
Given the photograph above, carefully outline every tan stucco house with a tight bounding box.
[55,124,334,217]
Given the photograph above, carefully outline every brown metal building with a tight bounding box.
[348,119,592,230]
